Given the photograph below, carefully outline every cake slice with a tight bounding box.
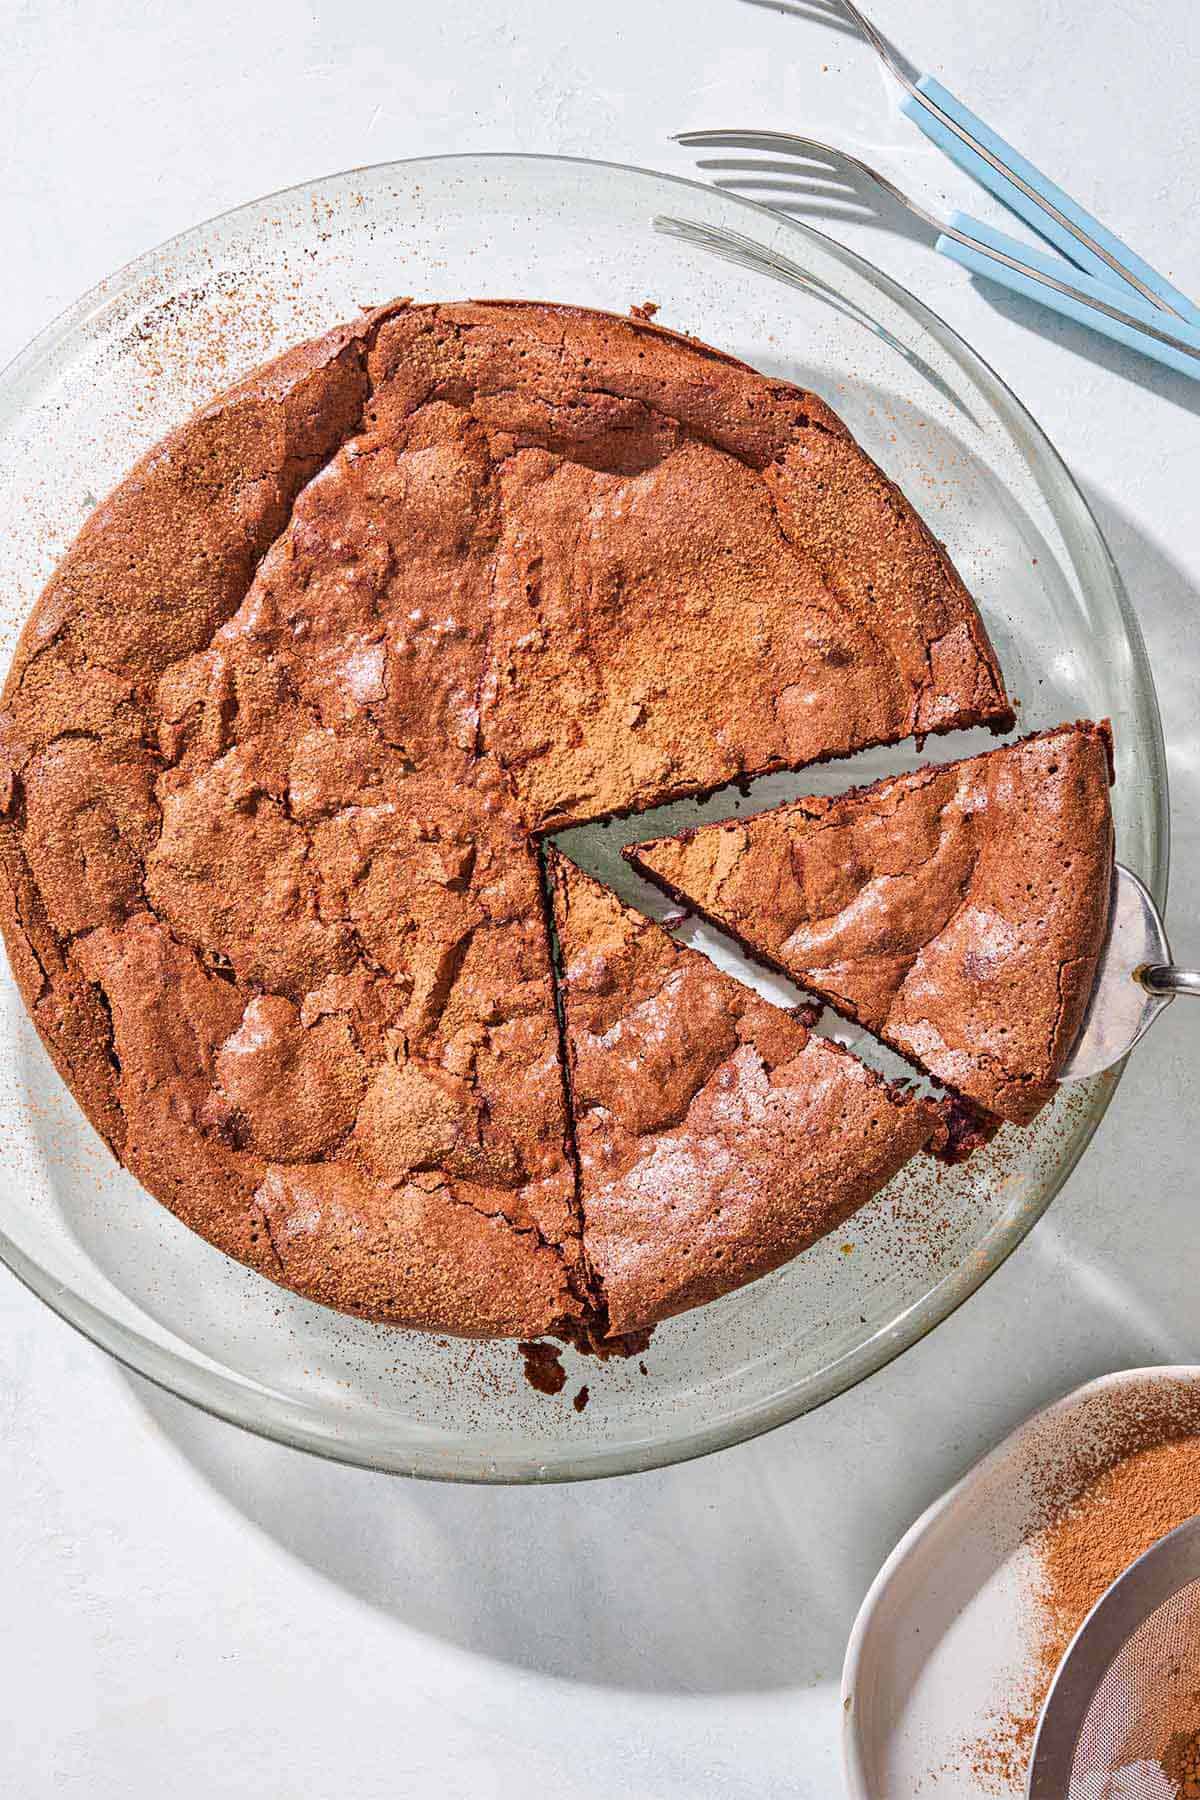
[546,850,942,1339]
[628,723,1115,1127]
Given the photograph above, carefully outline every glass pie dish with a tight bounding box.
[0,154,1166,1482]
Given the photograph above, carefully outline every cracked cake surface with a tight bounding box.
[547,851,942,1337]
[0,297,1013,1338]
[629,723,1115,1126]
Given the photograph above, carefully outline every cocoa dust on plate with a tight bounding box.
[969,1383,1200,1792]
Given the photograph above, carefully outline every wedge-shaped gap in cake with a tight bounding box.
[545,849,945,1340]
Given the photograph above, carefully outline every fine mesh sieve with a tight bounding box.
[1028,1515,1200,1798]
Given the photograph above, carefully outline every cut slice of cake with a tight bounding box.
[628,723,1115,1127]
[546,850,942,1339]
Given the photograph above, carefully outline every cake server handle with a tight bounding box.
[1141,966,1200,998]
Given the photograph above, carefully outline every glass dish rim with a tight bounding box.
[0,150,1169,1484]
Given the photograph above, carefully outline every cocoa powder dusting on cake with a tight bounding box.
[0,296,1015,1349]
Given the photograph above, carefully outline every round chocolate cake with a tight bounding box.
[0,299,1024,1343]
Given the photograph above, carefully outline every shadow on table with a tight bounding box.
[123,490,1198,1699]
[974,286,1200,419]
[1082,482,1200,906]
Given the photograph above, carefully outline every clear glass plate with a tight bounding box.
[0,154,1166,1482]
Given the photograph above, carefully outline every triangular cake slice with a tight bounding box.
[546,851,942,1340]
[628,723,1115,1127]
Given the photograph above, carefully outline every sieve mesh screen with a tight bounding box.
[1068,1578,1200,1798]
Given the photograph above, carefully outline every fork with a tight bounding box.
[675,132,1200,382]
[832,0,1200,325]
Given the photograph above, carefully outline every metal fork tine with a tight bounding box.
[653,213,986,416]
[698,163,867,195]
[671,139,1200,371]
[677,130,834,153]
[711,179,874,210]
[675,132,845,170]
[677,131,947,235]
[691,156,845,173]
[833,0,918,91]
[739,0,863,33]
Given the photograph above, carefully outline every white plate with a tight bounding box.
[842,1366,1200,1798]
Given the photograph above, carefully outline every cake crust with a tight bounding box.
[0,298,1013,1337]
[629,724,1115,1126]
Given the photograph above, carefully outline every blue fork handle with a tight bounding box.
[902,75,1200,327]
[937,212,1200,382]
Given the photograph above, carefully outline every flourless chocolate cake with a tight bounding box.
[0,297,1027,1340]
[629,724,1116,1127]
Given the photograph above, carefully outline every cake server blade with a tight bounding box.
[1060,864,1197,1082]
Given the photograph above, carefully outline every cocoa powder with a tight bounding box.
[1039,1437,1200,1664]
[969,1385,1200,1792]
[1163,1726,1200,1797]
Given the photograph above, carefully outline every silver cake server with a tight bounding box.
[1060,865,1197,1081]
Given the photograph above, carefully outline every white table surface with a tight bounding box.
[4,2,1198,1793]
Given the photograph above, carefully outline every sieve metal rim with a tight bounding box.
[1027,1513,1200,1796]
